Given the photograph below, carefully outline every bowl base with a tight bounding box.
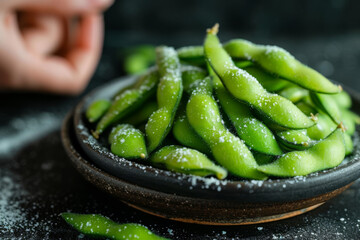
[126,202,324,226]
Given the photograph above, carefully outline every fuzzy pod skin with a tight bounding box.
[186,76,267,180]
[258,128,346,177]
[204,25,315,130]
[212,71,282,155]
[224,39,341,94]
[61,213,168,240]
[146,46,183,152]
[94,70,159,138]
[150,145,227,179]
[86,99,111,123]
[109,124,147,159]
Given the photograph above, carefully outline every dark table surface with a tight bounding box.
[1,32,360,239]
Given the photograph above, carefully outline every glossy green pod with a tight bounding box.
[61,213,168,240]
[173,113,211,155]
[236,64,291,92]
[276,129,316,150]
[333,91,352,109]
[344,133,353,156]
[151,145,227,179]
[86,99,111,123]
[278,86,309,103]
[204,25,315,130]
[109,124,147,159]
[341,108,358,136]
[310,92,342,124]
[212,71,282,155]
[123,101,158,126]
[224,39,341,94]
[146,46,183,152]
[258,127,345,177]
[186,76,267,180]
[94,70,159,138]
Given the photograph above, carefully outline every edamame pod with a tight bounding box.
[204,24,315,130]
[173,113,211,155]
[341,108,357,136]
[236,64,291,92]
[123,101,158,126]
[310,92,342,124]
[186,76,267,180]
[86,99,111,123]
[258,127,346,177]
[278,86,308,103]
[109,124,147,159]
[93,70,159,138]
[177,46,205,66]
[146,46,183,152]
[276,129,316,150]
[333,91,352,109]
[224,40,341,94]
[212,70,282,155]
[344,133,353,156]
[151,145,227,179]
[61,213,168,240]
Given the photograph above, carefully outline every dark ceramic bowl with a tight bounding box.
[62,76,360,225]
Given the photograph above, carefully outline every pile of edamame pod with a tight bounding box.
[86,24,360,181]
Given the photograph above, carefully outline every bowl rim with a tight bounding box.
[71,75,360,203]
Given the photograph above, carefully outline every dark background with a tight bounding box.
[1,0,360,239]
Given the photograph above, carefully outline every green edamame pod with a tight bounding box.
[310,92,342,124]
[252,151,276,165]
[333,91,352,109]
[151,145,227,179]
[173,113,211,155]
[236,64,291,92]
[212,70,282,155]
[61,213,168,240]
[258,126,346,177]
[224,39,341,94]
[93,70,159,138]
[204,24,315,130]
[86,99,111,123]
[276,129,316,150]
[344,133,353,156]
[123,101,158,126]
[181,66,207,93]
[186,76,267,180]
[146,47,183,152]
[109,124,147,159]
[306,112,336,140]
[278,86,309,103]
[177,46,205,66]
[341,108,357,136]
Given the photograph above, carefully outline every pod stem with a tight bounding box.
[338,122,347,132]
[207,23,219,35]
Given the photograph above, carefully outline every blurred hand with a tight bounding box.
[0,0,113,94]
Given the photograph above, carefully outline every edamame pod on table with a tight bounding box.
[211,69,282,155]
[93,70,159,138]
[86,99,111,123]
[108,124,147,159]
[224,39,341,94]
[186,76,267,180]
[258,125,346,177]
[146,46,183,152]
[151,145,227,179]
[204,24,315,130]
[61,213,168,240]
